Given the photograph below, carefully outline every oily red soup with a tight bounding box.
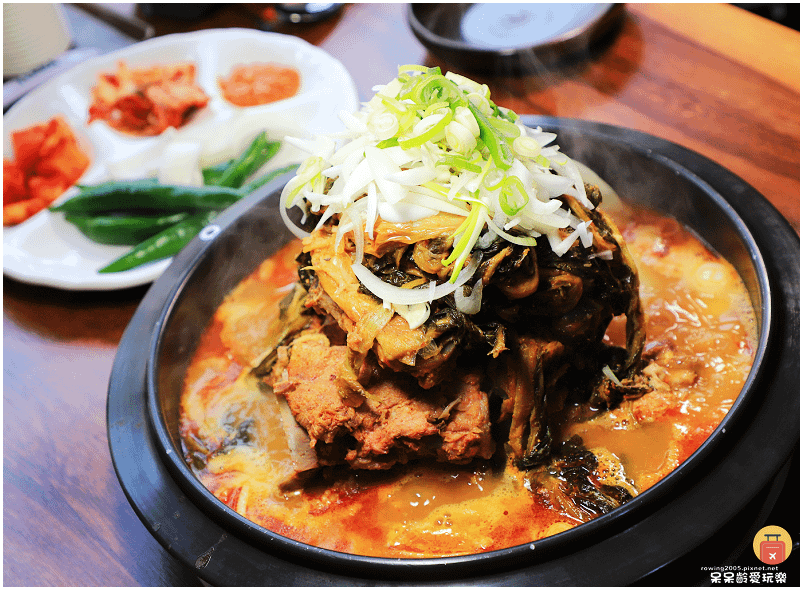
[179,205,756,558]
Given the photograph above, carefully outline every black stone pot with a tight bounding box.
[107,117,800,586]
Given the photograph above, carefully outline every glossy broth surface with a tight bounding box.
[179,206,757,557]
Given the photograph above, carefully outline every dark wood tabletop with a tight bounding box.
[4,3,800,586]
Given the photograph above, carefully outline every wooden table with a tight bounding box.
[4,3,800,585]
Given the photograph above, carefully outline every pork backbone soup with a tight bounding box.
[178,204,756,558]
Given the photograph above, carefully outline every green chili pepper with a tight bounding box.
[49,182,245,214]
[399,109,453,149]
[98,210,217,273]
[74,178,159,192]
[489,115,521,140]
[376,137,400,149]
[436,154,482,174]
[494,105,519,123]
[400,70,466,109]
[202,159,234,185]
[64,211,190,246]
[212,132,281,189]
[467,102,514,171]
[498,176,530,215]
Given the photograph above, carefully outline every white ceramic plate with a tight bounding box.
[3,28,359,290]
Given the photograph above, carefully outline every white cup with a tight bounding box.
[3,3,72,77]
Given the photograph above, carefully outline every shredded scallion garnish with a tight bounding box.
[280,65,595,306]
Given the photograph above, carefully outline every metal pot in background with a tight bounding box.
[407,4,626,75]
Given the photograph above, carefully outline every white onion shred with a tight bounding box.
[455,279,483,315]
[351,254,481,307]
[589,250,614,261]
[603,365,622,385]
[281,66,604,313]
[393,302,430,329]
